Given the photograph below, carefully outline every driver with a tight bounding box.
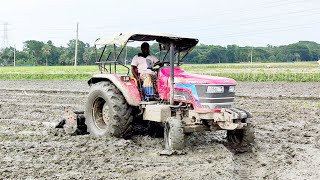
[131,42,163,100]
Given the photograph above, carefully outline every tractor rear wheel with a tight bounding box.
[84,81,133,138]
[164,117,185,150]
[227,122,255,152]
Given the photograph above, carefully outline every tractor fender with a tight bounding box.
[88,74,141,106]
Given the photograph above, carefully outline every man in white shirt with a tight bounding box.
[131,42,162,100]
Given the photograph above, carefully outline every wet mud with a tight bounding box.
[0,80,320,179]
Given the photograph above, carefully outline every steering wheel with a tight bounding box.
[161,61,182,66]
[152,67,160,73]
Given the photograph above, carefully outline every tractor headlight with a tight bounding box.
[229,86,236,93]
[174,91,192,101]
[206,86,224,93]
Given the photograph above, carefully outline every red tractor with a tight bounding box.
[60,33,254,152]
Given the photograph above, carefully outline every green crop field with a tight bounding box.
[0,62,319,82]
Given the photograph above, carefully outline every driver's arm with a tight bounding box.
[131,65,139,80]
[154,61,164,67]
[153,56,164,67]
[131,56,139,80]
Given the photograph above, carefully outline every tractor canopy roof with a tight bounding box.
[95,33,199,52]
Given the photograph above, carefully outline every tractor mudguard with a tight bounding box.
[88,74,141,106]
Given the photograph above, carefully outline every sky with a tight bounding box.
[0,0,319,50]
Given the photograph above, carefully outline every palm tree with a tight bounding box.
[42,44,51,66]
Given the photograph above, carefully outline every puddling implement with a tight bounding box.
[55,108,88,136]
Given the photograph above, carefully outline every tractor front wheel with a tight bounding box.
[84,81,133,138]
[164,117,185,150]
[227,122,255,152]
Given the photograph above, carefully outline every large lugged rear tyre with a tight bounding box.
[164,117,185,150]
[84,81,133,138]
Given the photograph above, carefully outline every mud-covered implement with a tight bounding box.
[57,33,255,152]
[55,108,88,136]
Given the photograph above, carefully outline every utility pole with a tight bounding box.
[74,22,79,66]
[13,46,16,67]
[250,46,253,63]
[125,47,128,66]
[2,22,9,49]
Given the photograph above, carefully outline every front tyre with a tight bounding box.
[227,123,255,152]
[164,117,185,150]
[84,81,133,138]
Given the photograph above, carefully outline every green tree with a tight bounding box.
[287,42,311,61]
[59,51,72,65]
[0,47,14,66]
[45,40,61,65]
[226,45,239,63]
[4,39,320,66]
[42,44,52,66]
[23,40,45,65]
[206,45,227,63]
[83,47,96,65]
[67,39,86,65]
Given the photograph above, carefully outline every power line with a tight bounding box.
[2,1,316,38]
[84,0,311,31]
[199,21,320,39]
[193,46,320,51]
[2,0,319,49]
[183,8,320,33]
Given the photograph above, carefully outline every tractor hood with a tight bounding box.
[158,67,237,108]
[174,72,237,85]
[160,67,237,85]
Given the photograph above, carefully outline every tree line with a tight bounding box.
[1,40,320,66]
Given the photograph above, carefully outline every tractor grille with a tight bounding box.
[195,85,235,109]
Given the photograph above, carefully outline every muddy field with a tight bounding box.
[0,80,320,179]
